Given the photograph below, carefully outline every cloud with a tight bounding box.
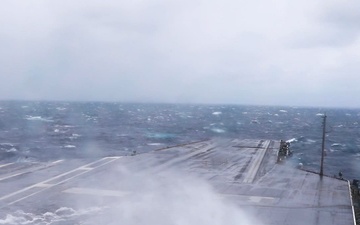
[0,0,360,107]
[291,1,360,48]
[321,1,360,30]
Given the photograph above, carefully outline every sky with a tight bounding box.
[0,0,360,107]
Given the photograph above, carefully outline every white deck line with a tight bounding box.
[0,157,122,205]
[348,180,357,225]
[0,161,63,182]
[153,144,216,172]
[0,172,24,181]
[63,187,130,197]
[0,163,14,168]
[52,160,64,164]
[243,140,270,183]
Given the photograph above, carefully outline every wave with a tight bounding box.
[211,128,226,133]
[0,207,102,225]
[147,143,164,146]
[250,120,260,124]
[287,138,297,143]
[5,148,17,153]
[286,137,316,144]
[69,134,81,140]
[307,139,316,143]
[0,143,18,152]
[63,145,76,149]
[331,143,346,148]
[146,133,176,139]
[54,124,75,128]
[25,116,54,122]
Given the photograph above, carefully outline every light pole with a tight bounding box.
[320,114,327,177]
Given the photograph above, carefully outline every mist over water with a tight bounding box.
[86,169,260,225]
[0,165,262,225]
[0,101,359,179]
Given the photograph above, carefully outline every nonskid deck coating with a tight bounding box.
[0,138,355,225]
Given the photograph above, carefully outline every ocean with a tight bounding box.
[0,100,359,180]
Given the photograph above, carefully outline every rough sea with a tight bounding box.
[0,101,359,180]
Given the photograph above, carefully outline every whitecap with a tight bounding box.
[54,124,75,128]
[316,113,324,116]
[286,138,297,143]
[250,120,260,124]
[69,134,81,140]
[64,145,76,149]
[0,143,15,147]
[147,143,164,146]
[6,148,17,153]
[0,207,103,225]
[331,143,345,147]
[55,207,76,216]
[211,128,226,133]
[25,116,53,122]
[147,133,176,139]
[279,110,287,113]
[212,112,222,115]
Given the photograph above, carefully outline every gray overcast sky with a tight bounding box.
[1,0,360,107]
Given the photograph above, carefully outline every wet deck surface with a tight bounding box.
[0,139,355,225]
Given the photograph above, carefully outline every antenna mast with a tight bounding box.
[320,113,327,176]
